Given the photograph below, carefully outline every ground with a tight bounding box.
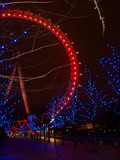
[0,138,120,160]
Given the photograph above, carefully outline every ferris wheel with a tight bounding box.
[1,9,79,117]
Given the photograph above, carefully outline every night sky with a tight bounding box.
[0,0,120,119]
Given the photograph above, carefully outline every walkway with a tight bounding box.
[0,138,120,160]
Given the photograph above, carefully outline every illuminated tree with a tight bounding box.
[27,114,37,130]
[100,45,120,98]
[99,45,120,115]
[0,45,18,128]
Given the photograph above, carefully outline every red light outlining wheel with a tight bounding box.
[1,9,79,111]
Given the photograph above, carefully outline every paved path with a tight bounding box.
[0,138,120,160]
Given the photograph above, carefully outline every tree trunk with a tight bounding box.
[93,124,97,152]
[40,127,41,140]
[48,125,50,143]
[44,125,45,142]
[54,128,56,144]
[73,124,77,149]
[62,126,64,145]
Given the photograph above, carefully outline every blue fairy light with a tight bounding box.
[24,31,27,34]
[1,45,5,49]
[13,39,17,43]
[2,4,5,8]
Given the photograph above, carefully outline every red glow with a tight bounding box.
[64,102,67,105]
[72,87,74,91]
[39,20,42,24]
[74,72,77,75]
[2,14,6,17]
[73,82,76,85]
[67,97,70,100]
[18,61,30,115]
[56,111,59,114]
[72,57,75,60]
[4,65,17,101]
[8,13,11,16]
[66,43,68,46]
[29,17,32,20]
[74,77,77,80]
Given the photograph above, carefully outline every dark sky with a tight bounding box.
[0,0,120,119]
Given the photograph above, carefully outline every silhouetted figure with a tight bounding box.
[0,126,7,144]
